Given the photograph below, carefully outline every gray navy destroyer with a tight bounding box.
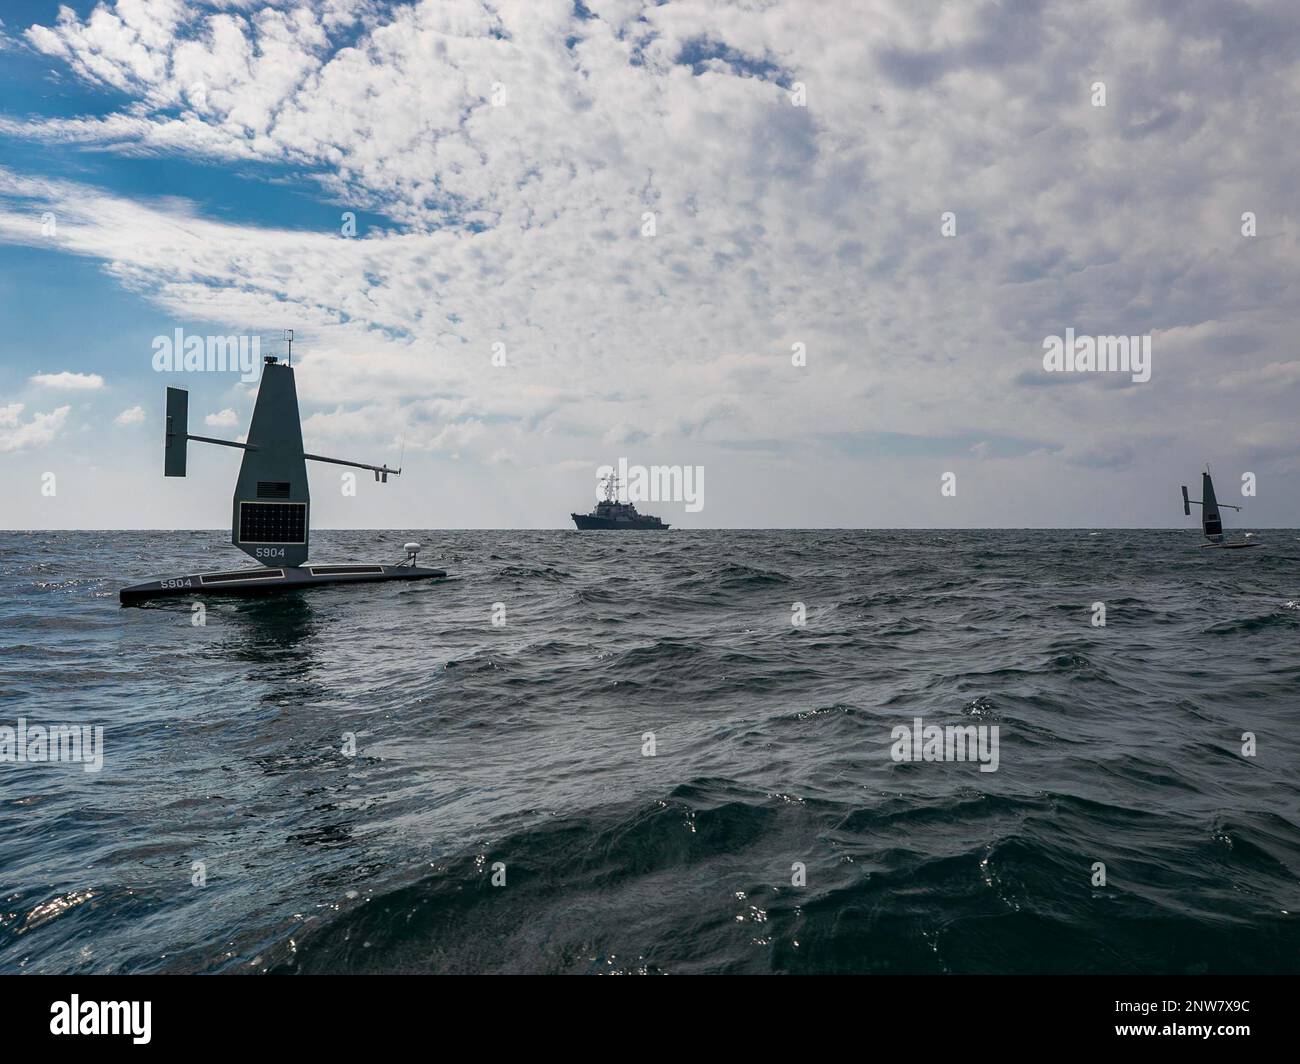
[572,470,669,530]
[120,332,445,603]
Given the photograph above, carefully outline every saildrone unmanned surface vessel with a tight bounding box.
[120,344,445,604]
[1181,466,1258,549]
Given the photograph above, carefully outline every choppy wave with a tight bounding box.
[1,529,1299,973]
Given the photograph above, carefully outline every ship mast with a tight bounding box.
[601,469,619,502]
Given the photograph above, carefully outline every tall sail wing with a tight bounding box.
[231,362,310,566]
[1201,471,1222,540]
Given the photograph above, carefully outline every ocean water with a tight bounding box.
[2,529,1299,975]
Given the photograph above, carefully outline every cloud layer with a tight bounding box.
[1,0,1298,525]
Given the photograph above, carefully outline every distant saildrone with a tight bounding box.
[1181,465,1259,550]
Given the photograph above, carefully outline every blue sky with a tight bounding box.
[1,0,1298,529]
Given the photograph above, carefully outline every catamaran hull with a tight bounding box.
[120,563,446,604]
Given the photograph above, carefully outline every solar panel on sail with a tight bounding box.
[238,502,306,543]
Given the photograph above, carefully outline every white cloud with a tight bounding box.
[0,403,71,452]
[29,371,105,390]
[204,408,239,428]
[115,405,146,425]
